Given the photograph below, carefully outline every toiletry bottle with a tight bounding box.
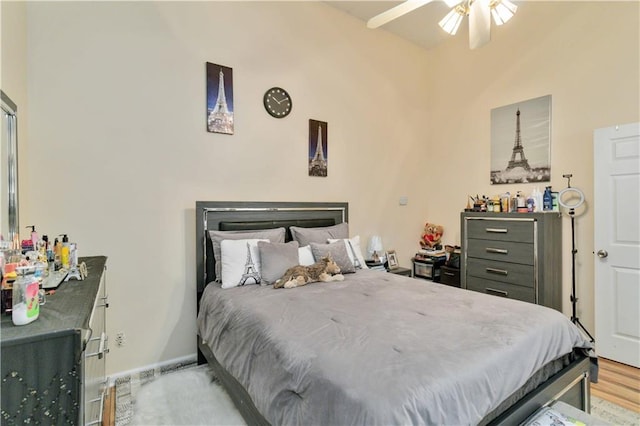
[516,191,527,212]
[54,237,61,269]
[543,186,553,211]
[60,234,70,269]
[12,266,40,325]
[26,226,38,250]
[527,196,534,212]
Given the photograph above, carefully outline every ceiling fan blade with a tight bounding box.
[367,0,435,29]
[468,0,491,49]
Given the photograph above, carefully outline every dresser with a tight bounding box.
[0,256,108,425]
[461,212,562,310]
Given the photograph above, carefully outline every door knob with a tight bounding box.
[597,249,608,258]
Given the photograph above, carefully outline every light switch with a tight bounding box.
[399,196,408,206]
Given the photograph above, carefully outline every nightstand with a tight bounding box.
[412,257,445,282]
[388,267,412,277]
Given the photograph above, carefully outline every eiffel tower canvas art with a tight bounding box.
[490,95,551,184]
[309,119,328,177]
[206,62,234,135]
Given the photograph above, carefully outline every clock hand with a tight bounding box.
[271,96,283,105]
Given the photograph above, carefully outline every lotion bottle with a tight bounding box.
[543,186,553,211]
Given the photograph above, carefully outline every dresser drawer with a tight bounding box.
[466,219,534,243]
[466,258,534,287]
[466,277,535,303]
[466,239,534,265]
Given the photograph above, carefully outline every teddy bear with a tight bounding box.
[420,223,444,250]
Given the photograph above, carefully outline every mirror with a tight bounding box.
[1,90,19,248]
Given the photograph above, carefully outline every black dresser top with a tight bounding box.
[1,256,107,346]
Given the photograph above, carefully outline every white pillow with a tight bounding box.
[220,239,267,289]
[328,235,369,270]
[298,245,315,266]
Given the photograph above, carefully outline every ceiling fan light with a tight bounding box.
[490,0,517,25]
[439,8,465,35]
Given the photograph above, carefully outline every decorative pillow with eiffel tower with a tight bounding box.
[209,228,286,282]
[220,239,268,289]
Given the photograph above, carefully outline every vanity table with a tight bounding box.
[0,256,108,425]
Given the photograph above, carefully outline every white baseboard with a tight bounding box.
[108,353,197,387]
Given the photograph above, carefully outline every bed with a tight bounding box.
[195,201,593,425]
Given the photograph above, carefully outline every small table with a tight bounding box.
[388,267,412,277]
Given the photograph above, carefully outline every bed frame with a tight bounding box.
[195,201,591,426]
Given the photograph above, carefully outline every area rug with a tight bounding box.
[116,365,639,425]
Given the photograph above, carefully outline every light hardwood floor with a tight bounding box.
[591,357,640,413]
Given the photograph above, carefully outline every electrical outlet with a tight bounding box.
[115,332,126,347]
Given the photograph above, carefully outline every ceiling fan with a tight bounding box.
[367,0,518,49]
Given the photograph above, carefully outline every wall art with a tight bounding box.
[490,95,551,184]
[308,119,328,177]
[206,62,234,135]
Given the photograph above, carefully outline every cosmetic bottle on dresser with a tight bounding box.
[60,234,70,269]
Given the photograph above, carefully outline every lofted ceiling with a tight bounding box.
[326,1,519,50]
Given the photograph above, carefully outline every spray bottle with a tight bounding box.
[26,226,39,249]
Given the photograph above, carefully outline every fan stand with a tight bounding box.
[561,174,595,343]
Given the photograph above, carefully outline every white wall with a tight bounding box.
[25,1,432,375]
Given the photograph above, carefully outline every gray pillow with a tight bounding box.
[209,228,285,282]
[258,241,300,285]
[310,241,355,274]
[290,222,349,246]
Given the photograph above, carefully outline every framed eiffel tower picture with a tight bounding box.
[309,119,328,177]
[206,62,234,135]
[490,95,551,184]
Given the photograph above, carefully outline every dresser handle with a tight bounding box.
[486,267,508,275]
[485,228,508,233]
[486,247,508,254]
[486,288,508,297]
[444,272,455,276]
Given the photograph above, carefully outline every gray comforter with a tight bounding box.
[197,269,591,425]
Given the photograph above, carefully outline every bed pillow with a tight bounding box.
[209,228,285,282]
[328,235,369,270]
[290,222,349,247]
[258,241,299,285]
[310,241,355,274]
[298,245,315,266]
[220,239,267,289]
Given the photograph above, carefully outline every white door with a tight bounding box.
[594,122,640,368]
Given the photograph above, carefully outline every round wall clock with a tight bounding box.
[263,87,292,118]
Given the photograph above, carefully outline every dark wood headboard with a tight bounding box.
[195,201,348,300]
